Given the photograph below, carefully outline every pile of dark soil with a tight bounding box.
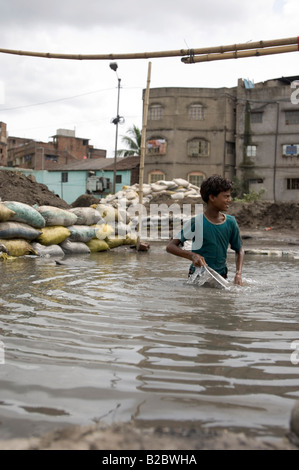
[0,170,69,209]
[228,200,299,230]
[71,194,100,207]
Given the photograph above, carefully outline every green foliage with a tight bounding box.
[234,188,265,203]
[117,125,141,157]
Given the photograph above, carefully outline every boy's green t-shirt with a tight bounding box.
[175,213,242,276]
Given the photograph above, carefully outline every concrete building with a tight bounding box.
[5,156,140,205]
[144,86,236,188]
[6,128,106,170]
[236,76,299,202]
[144,77,299,202]
[0,122,7,166]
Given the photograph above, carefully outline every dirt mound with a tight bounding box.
[71,194,101,208]
[228,201,299,230]
[0,170,69,209]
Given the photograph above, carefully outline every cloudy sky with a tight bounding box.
[0,0,298,158]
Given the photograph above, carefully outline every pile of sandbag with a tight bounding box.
[95,178,202,235]
[102,178,202,207]
[0,201,138,258]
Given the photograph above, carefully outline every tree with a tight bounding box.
[117,125,141,157]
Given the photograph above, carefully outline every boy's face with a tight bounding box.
[209,190,232,211]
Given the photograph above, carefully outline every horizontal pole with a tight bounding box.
[0,37,298,61]
[182,44,299,64]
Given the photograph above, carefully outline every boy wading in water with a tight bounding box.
[166,175,244,286]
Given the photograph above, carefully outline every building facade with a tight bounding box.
[144,87,236,189]
[236,77,299,202]
[6,128,106,170]
[144,77,299,202]
[0,122,7,166]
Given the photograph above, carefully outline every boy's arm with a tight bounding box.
[166,238,207,267]
[234,247,244,286]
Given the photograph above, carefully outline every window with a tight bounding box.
[246,145,257,157]
[188,139,209,157]
[287,178,299,190]
[116,175,122,184]
[62,172,68,183]
[226,142,235,155]
[189,104,204,120]
[147,138,167,155]
[251,112,263,123]
[285,111,299,125]
[45,154,58,162]
[283,145,299,157]
[148,171,165,184]
[188,172,205,187]
[148,104,163,121]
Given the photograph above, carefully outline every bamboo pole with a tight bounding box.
[137,61,152,252]
[0,36,297,61]
[182,44,299,64]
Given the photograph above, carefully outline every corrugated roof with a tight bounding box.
[48,158,122,171]
[49,156,140,172]
[103,156,140,171]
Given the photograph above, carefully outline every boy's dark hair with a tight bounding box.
[200,175,233,203]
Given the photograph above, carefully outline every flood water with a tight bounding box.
[0,243,299,442]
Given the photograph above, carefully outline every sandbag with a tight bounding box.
[173,178,190,187]
[124,232,138,245]
[94,223,114,240]
[69,207,104,226]
[0,239,37,257]
[31,242,65,258]
[0,243,8,253]
[37,226,71,246]
[0,203,15,222]
[85,239,109,253]
[96,204,123,223]
[0,222,41,241]
[68,225,97,243]
[106,236,124,249]
[60,240,91,255]
[4,201,46,228]
[151,183,167,192]
[38,206,78,227]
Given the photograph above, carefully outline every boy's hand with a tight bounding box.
[234,273,243,286]
[191,253,207,268]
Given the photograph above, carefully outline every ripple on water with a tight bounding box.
[0,249,298,439]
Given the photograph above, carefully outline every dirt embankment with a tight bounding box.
[0,170,69,209]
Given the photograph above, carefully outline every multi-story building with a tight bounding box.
[0,122,7,166]
[236,76,299,202]
[144,86,236,189]
[6,128,106,170]
[144,76,299,202]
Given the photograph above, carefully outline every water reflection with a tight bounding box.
[0,245,298,440]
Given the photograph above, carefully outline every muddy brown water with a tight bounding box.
[0,243,299,442]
